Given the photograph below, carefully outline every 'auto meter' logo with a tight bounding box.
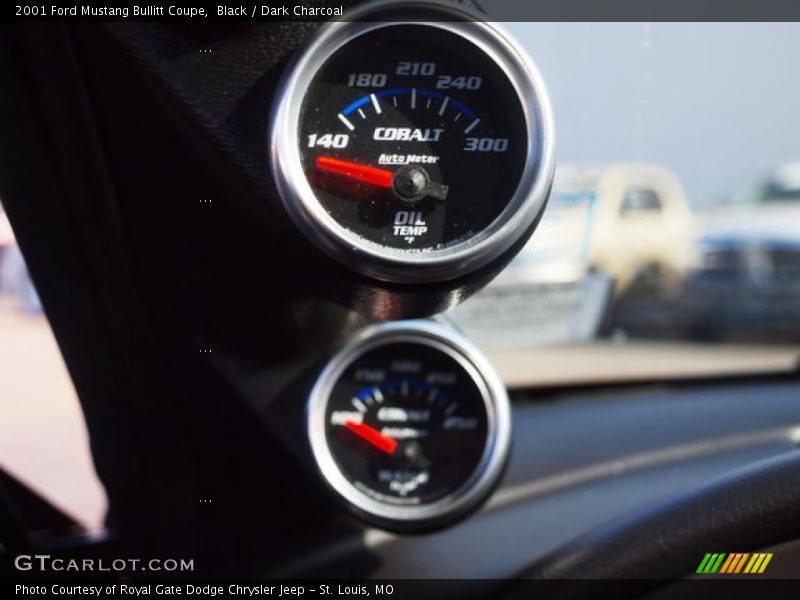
[696,552,773,574]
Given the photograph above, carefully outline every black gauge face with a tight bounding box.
[323,342,489,507]
[308,322,512,529]
[298,24,528,253]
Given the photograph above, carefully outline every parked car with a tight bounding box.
[683,163,800,340]
[555,163,697,298]
[449,163,696,347]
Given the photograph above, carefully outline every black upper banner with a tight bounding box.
[5,0,800,22]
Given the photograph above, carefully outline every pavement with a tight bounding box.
[488,341,800,388]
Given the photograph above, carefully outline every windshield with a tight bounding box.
[448,22,800,387]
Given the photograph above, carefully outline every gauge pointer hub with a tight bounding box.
[404,440,432,469]
[344,419,398,455]
[392,165,449,203]
[315,156,448,202]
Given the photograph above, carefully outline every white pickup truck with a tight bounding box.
[449,163,697,348]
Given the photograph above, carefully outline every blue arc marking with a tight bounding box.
[450,99,475,119]
[341,95,372,116]
[355,379,454,403]
[417,89,444,100]
[377,86,411,98]
[341,87,477,120]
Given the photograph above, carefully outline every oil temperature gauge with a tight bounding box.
[271,1,555,282]
[307,320,510,529]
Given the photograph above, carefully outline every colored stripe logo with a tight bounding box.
[696,552,773,574]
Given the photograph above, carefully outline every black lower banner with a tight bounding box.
[3,579,800,600]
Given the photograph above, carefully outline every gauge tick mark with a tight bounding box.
[438,96,450,116]
[337,113,355,131]
[370,93,382,115]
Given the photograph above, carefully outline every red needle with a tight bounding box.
[315,156,394,189]
[344,420,398,455]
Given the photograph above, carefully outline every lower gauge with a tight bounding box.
[307,320,510,530]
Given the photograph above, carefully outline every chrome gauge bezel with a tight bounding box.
[270,1,556,283]
[307,320,511,529]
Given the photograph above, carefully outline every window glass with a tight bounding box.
[448,22,800,386]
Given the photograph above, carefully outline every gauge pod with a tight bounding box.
[271,0,555,283]
[307,320,511,530]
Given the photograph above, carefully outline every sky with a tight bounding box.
[502,22,800,208]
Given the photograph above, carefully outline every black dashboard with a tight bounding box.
[269,376,800,578]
